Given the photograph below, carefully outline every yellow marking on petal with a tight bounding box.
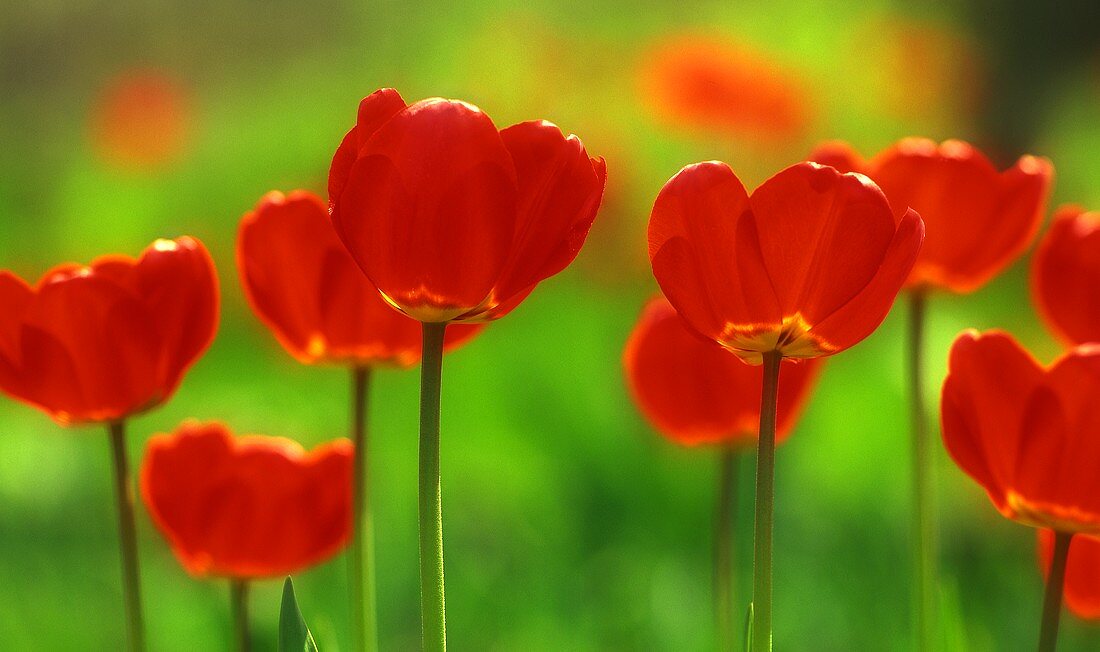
[306,333,328,359]
[717,313,836,364]
[1005,491,1100,536]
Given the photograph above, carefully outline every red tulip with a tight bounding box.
[808,139,1053,293]
[238,190,483,366]
[623,297,822,446]
[941,330,1100,533]
[1038,529,1100,620]
[0,237,218,425]
[636,35,813,143]
[140,420,353,579]
[1032,205,1100,346]
[328,88,607,323]
[648,161,924,363]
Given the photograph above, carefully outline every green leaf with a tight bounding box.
[279,576,319,652]
[744,602,754,652]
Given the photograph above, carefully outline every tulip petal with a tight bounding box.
[649,161,780,345]
[0,271,32,363]
[332,99,518,321]
[807,141,864,174]
[1032,206,1100,346]
[327,88,407,204]
[1039,530,1100,620]
[490,121,606,303]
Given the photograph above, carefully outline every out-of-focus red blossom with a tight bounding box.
[808,139,1053,293]
[637,35,813,143]
[237,190,483,367]
[1038,530,1100,619]
[0,238,218,425]
[328,88,607,324]
[140,421,353,579]
[648,161,924,364]
[851,18,984,121]
[941,330,1100,534]
[623,297,822,447]
[90,70,192,170]
[1032,205,1100,346]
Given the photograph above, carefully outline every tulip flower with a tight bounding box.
[648,161,922,650]
[623,296,821,646]
[0,236,218,651]
[328,88,606,650]
[941,330,1100,650]
[808,138,1053,648]
[1032,205,1100,347]
[141,421,353,650]
[237,189,482,652]
[1039,530,1100,621]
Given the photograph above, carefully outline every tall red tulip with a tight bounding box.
[942,330,1100,650]
[0,236,218,425]
[808,138,1053,293]
[623,296,821,448]
[1032,205,1100,346]
[649,161,923,363]
[328,88,606,651]
[328,88,607,324]
[648,160,922,651]
[1039,530,1100,620]
[238,189,483,366]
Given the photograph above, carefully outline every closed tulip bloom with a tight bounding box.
[1032,205,1100,346]
[648,161,924,364]
[141,421,353,579]
[808,139,1053,293]
[238,190,483,366]
[623,297,821,446]
[0,237,218,425]
[941,330,1100,533]
[1038,529,1100,620]
[328,88,607,323]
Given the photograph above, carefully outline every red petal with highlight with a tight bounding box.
[1032,205,1100,346]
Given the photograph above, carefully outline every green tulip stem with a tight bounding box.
[419,322,448,651]
[714,446,739,651]
[1038,531,1072,652]
[909,289,936,650]
[107,420,146,652]
[231,579,250,652]
[751,350,783,651]
[348,365,378,652]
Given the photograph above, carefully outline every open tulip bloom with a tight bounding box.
[0,237,219,651]
[1031,205,1100,347]
[623,296,821,646]
[941,330,1100,650]
[237,189,483,652]
[809,137,1053,647]
[648,160,923,649]
[141,421,353,650]
[327,88,606,650]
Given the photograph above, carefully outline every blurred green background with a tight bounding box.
[1,0,1099,649]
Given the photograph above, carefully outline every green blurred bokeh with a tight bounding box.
[1,0,1099,649]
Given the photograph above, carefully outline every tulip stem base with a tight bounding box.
[108,421,146,652]
[1038,531,1072,652]
[419,322,448,651]
[231,579,250,652]
[349,366,378,652]
[751,351,782,652]
[715,446,739,651]
[908,290,937,651]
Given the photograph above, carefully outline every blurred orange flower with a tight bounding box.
[0,237,218,425]
[941,331,1100,534]
[90,69,192,170]
[141,421,353,579]
[623,297,821,447]
[237,190,483,366]
[637,35,813,143]
[808,139,1053,293]
[1031,205,1100,346]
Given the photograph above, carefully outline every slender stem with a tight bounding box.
[348,366,378,652]
[418,322,448,652]
[751,351,783,652]
[714,446,739,651]
[107,421,146,652]
[231,579,251,652]
[1038,531,1072,652]
[908,289,936,652]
